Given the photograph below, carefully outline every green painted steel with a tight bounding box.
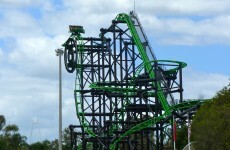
[65,30,98,138]
[64,13,205,149]
[115,13,171,113]
[110,113,168,149]
[109,13,199,149]
[87,13,197,149]
[108,14,170,149]
[171,99,205,111]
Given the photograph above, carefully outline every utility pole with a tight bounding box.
[56,48,64,150]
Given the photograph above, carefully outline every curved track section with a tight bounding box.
[63,14,204,150]
[115,13,171,112]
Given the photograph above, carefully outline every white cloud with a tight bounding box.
[183,68,229,99]
[0,48,3,61]
[0,10,43,38]
[0,66,76,141]
[0,33,69,80]
[0,0,43,8]
[0,0,229,144]
[137,0,230,16]
[36,0,230,45]
[2,0,226,46]
[140,14,230,45]
[62,0,132,13]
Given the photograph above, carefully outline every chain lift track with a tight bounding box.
[63,12,204,150]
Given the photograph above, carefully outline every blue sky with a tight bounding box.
[154,44,230,75]
[0,0,229,143]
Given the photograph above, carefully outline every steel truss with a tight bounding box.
[63,13,203,150]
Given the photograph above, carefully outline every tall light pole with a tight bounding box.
[56,48,64,150]
[187,112,191,150]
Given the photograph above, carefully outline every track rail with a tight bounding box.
[63,13,204,150]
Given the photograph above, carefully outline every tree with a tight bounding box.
[63,127,71,150]
[50,139,58,149]
[4,124,19,135]
[191,83,230,150]
[0,123,29,150]
[0,115,6,149]
[29,140,51,150]
[176,124,189,150]
[10,133,28,149]
[0,115,6,131]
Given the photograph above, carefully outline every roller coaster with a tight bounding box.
[62,12,203,150]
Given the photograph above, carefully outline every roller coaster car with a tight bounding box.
[69,25,85,34]
[162,70,177,80]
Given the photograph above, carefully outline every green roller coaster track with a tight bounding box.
[110,13,177,149]
[64,13,204,150]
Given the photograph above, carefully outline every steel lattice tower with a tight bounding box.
[63,12,203,150]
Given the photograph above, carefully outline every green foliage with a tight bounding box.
[29,139,59,150]
[4,124,19,135]
[62,127,71,150]
[29,140,51,150]
[30,142,49,150]
[0,115,6,131]
[0,115,73,149]
[0,120,28,150]
[0,135,7,150]
[176,124,188,150]
[191,84,230,150]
